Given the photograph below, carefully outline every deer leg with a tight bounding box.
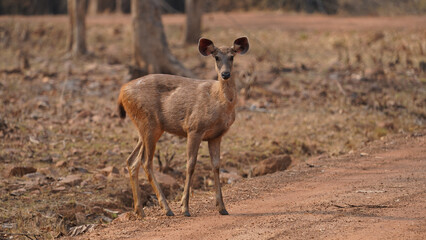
[127,140,144,217]
[181,133,202,217]
[142,130,174,216]
[208,137,228,215]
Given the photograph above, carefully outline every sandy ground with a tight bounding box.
[69,134,425,240]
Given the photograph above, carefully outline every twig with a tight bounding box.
[333,78,347,97]
[0,232,41,240]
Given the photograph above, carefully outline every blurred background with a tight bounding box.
[0,0,425,239]
[1,0,426,15]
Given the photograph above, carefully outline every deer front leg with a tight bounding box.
[127,140,145,217]
[208,137,228,215]
[181,133,202,217]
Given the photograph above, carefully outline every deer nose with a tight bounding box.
[221,72,231,79]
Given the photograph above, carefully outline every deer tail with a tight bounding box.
[118,93,126,119]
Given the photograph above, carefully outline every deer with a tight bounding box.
[117,37,249,217]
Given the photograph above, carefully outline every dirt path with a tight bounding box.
[71,134,425,240]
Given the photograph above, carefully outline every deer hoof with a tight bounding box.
[219,209,229,215]
[183,211,191,217]
[166,209,175,216]
[135,209,146,218]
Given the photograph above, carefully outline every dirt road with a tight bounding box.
[71,134,425,240]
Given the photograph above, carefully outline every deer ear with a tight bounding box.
[233,37,249,55]
[198,38,215,56]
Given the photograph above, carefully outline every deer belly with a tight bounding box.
[202,125,229,140]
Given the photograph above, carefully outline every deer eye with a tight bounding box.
[229,56,234,61]
[215,56,220,61]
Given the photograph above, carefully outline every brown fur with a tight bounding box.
[118,37,249,217]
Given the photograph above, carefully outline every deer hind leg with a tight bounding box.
[181,132,202,217]
[142,127,174,216]
[208,137,228,215]
[127,140,144,217]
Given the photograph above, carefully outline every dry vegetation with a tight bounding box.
[0,13,425,239]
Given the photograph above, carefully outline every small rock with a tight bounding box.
[51,186,66,193]
[10,188,27,196]
[69,167,89,173]
[39,156,53,164]
[360,152,369,157]
[8,166,37,177]
[252,155,292,177]
[100,166,119,176]
[58,174,82,187]
[107,172,120,181]
[99,215,112,223]
[93,173,107,182]
[55,160,68,168]
[220,171,242,184]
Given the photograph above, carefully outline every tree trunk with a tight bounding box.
[88,0,99,15]
[184,0,204,44]
[131,0,194,78]
[68,0,87,56]
[116,0,123,14]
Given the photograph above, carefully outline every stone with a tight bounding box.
[69,167,89,173]
[10,188,27,196]
[55,160,68,168]
[220,171,242,184]
[107,172,120,181]
[252,155,292,177]
[51,186,66,193]
[39,156,53,164]
[8,166,37,177]
[99,166,119,176]
[58,174,82,187]
[93,173,107,182]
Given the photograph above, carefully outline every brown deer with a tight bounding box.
[117,37,249,217]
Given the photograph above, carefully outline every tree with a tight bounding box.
[68,0,87,56]
[88,0,99,15]
[116,0,123,14]
[131,0,194,77]
[184,0,204,44]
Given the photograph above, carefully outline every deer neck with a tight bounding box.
[216,76,237,105]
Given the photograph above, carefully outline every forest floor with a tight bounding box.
[0,12,425,239]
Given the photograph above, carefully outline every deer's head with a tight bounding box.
[198,37,249,81]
